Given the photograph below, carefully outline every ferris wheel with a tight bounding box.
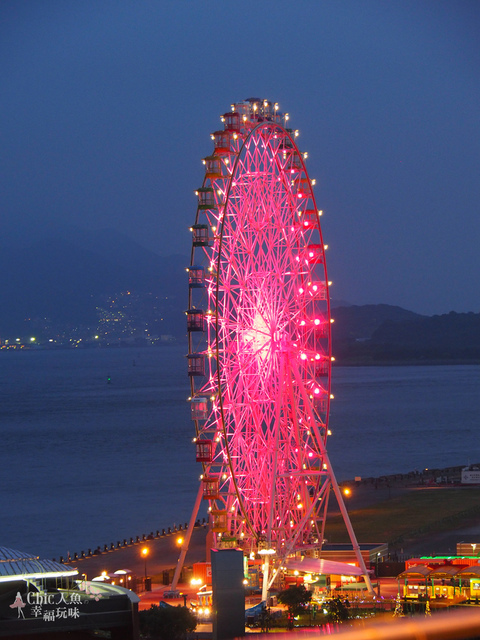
[180,98,371,597]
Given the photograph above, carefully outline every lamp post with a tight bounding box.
[376,552,381,596]
[141,546,149,579]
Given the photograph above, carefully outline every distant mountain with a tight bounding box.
[332,304,423,342]
[368,311,480,361]
[0,229,188,336]
[2,230,478,361]
[333,305,480,363]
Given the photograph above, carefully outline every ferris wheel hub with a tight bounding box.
[182,99,373,598]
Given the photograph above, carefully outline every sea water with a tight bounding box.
[0,345,478,559]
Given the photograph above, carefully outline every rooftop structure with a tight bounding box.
[0,545,139,639]
[0,546,78,583]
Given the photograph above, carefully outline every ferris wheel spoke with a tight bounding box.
[185,98,372,597]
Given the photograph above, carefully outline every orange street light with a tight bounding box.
[176,536,184,547]
[141,546,149,578]
[343,487,351,498]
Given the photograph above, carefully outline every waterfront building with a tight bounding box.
[399,556,480,603]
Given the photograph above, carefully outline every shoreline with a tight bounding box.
[341,463,479,490]
[58,464,480,574]
[3,343,480,366]
[64,524,209,584]
[334,359,480,366]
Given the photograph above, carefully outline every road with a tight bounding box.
[66,525,208,584]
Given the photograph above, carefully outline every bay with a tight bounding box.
[328,364,480,479]
[0,346,478,560]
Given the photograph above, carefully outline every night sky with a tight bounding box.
[2,1,479,315]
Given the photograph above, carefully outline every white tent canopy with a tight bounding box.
[285,557,364,577]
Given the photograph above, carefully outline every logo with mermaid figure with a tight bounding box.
[9,592,26,618]
[9,585,102,622]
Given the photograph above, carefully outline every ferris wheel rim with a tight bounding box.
[212,120,332,430]
[188,100,333,559]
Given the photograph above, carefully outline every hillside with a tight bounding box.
[333,305,480,364]
[1,230,479,361]
[0,229,188,340]
[332,304,423,341]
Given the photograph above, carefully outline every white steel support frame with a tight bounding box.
[171,483,203,591]
[181,98,374,597]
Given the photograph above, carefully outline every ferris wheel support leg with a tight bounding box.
[261,553,270,603]
[171,482,204,591]
[326,458,375,597]
[290,359,375,597]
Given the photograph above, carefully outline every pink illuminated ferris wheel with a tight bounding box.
[185,98,370,595]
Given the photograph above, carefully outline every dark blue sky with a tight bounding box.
[2,1,479,315]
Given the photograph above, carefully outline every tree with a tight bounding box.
[325,597,349,623]
[277,585,312,630]
[139,604,197,640]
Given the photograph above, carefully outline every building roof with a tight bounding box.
[398,564,474,580]
[285,557,364,577]
[428,565,467,579]
[0,546,78,582]
[457,566,480,578]
[397,565,432,579]
[322,543,386,551]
